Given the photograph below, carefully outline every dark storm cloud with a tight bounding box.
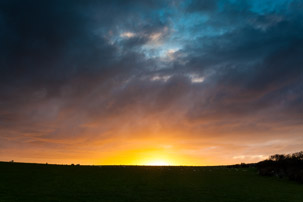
[0,0,159,141]
[178,0,303,127]
[186,0,217,12]
[0,0,168,116]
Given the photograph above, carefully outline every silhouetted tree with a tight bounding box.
[256,151,303,183]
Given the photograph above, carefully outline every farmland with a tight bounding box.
[0,162,302,202]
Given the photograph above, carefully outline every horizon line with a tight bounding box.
[0,160,257,167]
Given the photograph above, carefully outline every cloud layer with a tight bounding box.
[0,0,302,165]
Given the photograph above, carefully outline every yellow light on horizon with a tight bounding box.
[143,159,171,166]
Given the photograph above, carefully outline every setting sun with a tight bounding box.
[143,159,171,166]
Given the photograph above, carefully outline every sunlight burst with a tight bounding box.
[144,159,171,166]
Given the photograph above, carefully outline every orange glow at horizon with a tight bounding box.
[94,146,188,166]
[1,125,300,166]
[0,132,271,166]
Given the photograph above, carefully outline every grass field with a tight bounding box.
[0,162,303,202]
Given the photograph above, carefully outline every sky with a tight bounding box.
[0,0,302,166]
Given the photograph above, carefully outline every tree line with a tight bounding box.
[256,151,303,183]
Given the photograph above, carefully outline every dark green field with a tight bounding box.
[0,162,302,202]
